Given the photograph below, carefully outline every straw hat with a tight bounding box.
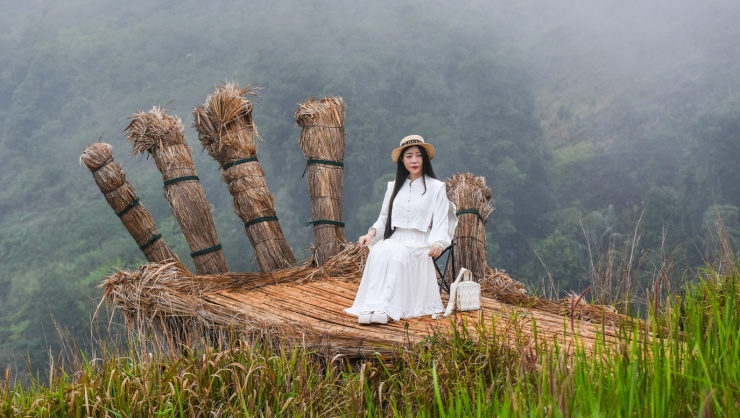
[391,134,435,163]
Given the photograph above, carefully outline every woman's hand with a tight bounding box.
[359,234,373,248]
[428,244,443,258]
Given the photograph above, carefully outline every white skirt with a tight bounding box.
[344,228,443,321]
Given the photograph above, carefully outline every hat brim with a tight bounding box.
[391,143,435,163]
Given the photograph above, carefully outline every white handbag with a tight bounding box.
[436,268,480,318]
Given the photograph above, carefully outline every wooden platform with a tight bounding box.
[103,248,645,358]
[199,279,635,357]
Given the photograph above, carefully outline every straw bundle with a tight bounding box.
[295,97,346,266]
[479,267,527,297]
[81,142,178,263]
[125,107,228,275]
[101,243,366,333]
[445,173,495,284]
[193,83,296,272]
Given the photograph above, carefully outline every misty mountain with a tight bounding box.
[1,0,739,377]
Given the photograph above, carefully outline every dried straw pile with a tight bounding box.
[81,142,177,263]
[101,242,639,349]
[125,106,228,275]
[193,83,296,272]
[445,173,494,283]
[296,97,346,266]
[101,243,366,335]
[480,266,527,297]
[478,267,635,328]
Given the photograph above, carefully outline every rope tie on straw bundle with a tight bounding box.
[303,124,343,129]
[116,198,140,218]
[456,209,486,223]
[302,159,344,178]
[455,235,488,246]
[163,175,200,187]
[306,219,345,227]
[310,195,344,201]
[251,236,289,247]
[190,243,223,258]
[91,157,113,173]
[244,216,279,228]
[138,233,162,250]
[221,156,258,170]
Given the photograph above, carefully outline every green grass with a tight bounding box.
[2,268,740,417]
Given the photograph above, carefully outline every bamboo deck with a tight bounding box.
[195,279,637,357]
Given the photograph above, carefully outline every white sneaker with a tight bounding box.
[370,311,388,324]
[358,311,373,325]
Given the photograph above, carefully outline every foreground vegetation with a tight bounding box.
[2,259,739,417]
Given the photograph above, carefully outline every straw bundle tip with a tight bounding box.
[446,172,495,218]
[80,142,114,171]
[295,96,346,126]
[194,82,262,151]
[124,106,185,154]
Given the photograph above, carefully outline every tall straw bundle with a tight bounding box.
[125,106,229,275]
[193,83,296,272]
[295,97,346,266]
[445,173,494,284]
[81,142,178,263]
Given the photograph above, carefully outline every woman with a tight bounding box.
[345,135,458,324]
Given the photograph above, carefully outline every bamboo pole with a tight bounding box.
[193,83,296,272]
[81,142,178,263]
[125,107,229,275]
[295,97,346,266]
[445,173,494,283]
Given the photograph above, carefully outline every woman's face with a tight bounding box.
[402,146,423,179]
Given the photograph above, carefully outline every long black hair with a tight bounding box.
[383,145,437,240]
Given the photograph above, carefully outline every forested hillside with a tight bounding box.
[1,0,739,377]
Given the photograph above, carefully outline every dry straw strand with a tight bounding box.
[193,82,296,272]
[125,106,229,275]
[80,142,178,263]
[296,96,347,266]
[101,243,366,344]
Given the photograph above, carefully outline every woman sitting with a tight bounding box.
[344,135,457,324]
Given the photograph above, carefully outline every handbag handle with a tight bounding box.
[434,268,471,319]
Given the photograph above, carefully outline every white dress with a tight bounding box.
[345,176,458,321]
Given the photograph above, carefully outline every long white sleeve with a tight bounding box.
[370,181,394,244]
[427,183,456,249]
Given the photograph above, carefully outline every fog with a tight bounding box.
[1,0,739,373]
